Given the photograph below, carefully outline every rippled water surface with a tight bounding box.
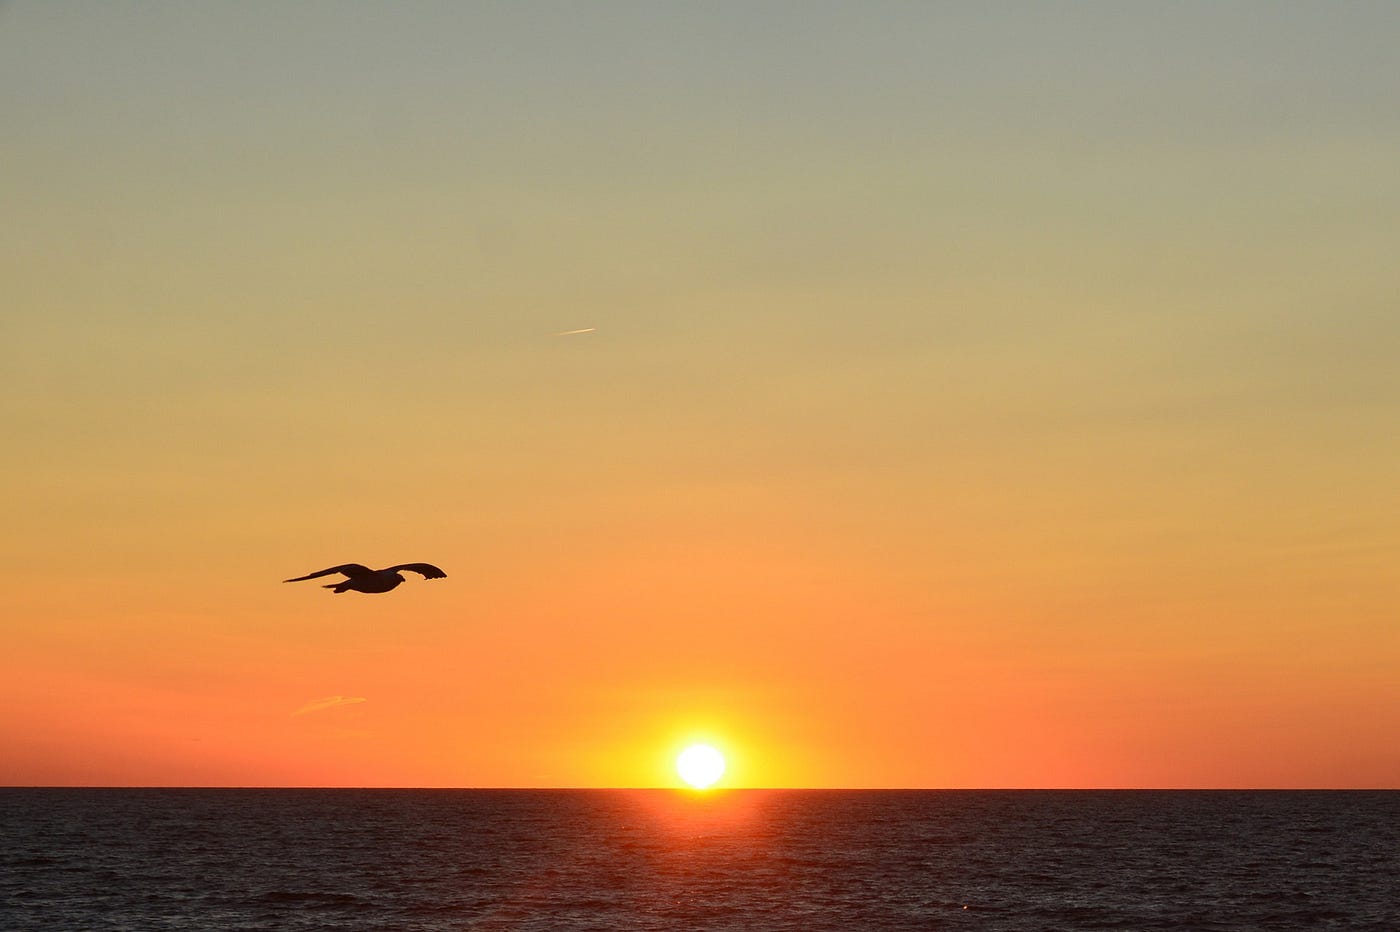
[3,789,1397,930]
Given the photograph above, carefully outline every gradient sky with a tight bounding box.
[3,2,1398,788]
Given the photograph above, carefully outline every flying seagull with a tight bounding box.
[283,563,447,594]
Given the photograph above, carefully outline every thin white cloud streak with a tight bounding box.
[554,328,597,336]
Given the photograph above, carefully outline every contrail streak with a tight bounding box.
[555,327,597,336]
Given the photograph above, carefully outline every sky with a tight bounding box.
[3,1,1398,788]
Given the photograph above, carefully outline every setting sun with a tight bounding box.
[676,744,726,790]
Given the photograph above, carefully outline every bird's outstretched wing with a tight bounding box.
[284,563,375,583]
[386,563,447,579]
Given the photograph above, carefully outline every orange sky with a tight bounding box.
[3,3,1399,788]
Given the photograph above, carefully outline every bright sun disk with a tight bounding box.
[676,744,725,789]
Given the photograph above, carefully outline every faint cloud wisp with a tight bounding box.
[293,695,367,716]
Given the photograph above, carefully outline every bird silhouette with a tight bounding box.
[283,563,447,594]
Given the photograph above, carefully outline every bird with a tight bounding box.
[283,562,447,594]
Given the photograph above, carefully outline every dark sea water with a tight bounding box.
[2,789,1396,931]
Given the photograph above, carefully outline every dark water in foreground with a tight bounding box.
[3,789,1397,931]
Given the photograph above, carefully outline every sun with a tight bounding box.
[676,744,726,790]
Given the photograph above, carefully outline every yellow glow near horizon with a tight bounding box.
[676,744,726,789]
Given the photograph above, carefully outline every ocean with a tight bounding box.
[3,789,1396,930]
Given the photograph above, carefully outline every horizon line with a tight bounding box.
[5,785,1396,792]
